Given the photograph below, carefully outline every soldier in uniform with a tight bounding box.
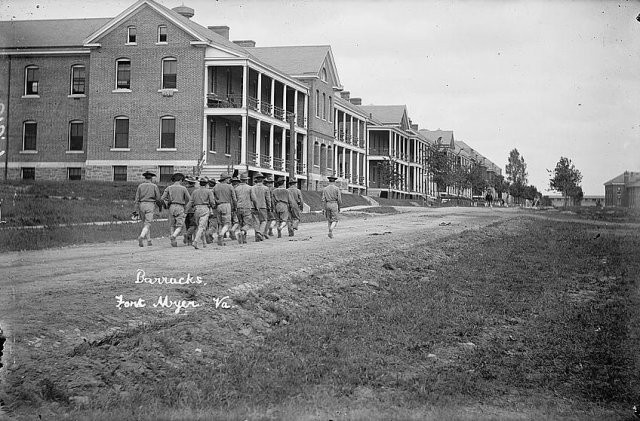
[161,172,191,247]
[183,176,198,246]
[186,176,216,249]
[212,172,237,246]
[264,176,277,238]
[271,176,293,238]
[322,175,342,238]
[205,178,218,244]
[134,171,161,247]
[250,172,270,242]
[234,172,255,244]
[228,176,240,241]
[287,177,304,236]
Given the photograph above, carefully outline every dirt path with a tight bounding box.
[0,206,520,417]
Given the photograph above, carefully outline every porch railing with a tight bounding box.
[207,93,242,109]
[260,100,272,116]
[273,157,285,172]
[248,151,259,166]
[260,154,272,168]
[247,96,259,111]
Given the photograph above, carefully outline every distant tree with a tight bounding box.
[492,174,509,198]
[549,156,583,207]
[378,159,404,198]
[523,184,540,201]
[467,162,489,196]
[505,149,528,186]
[426,145,453,194]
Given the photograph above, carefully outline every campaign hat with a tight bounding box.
[230,176,241,183]
[219,172,231,181]
[239,172,249,181]
[171,172,185,182]
[199,176,210,185]
[287,177,298,185]
[327,175,338,181]
[142,171,156,178]
[184,175,197,184]
[265,176,275,184]
[253,172,265,179]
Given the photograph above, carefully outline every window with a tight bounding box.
[69,121,83,151]
[23,121,37,150]
[329,96,333,123]
[68,167,82,180]
[127,26,136,44]
[208,119,217,152]
[162,58,177,89]
[22,167,35,180]
[321,67,327,82]
[25,66,39,95]
[224,124,231,155]
[70,65,85,94]
[158,25,167,43]
[313,142,320,166]
[116,59,131,89]
[159,166,173,183]
[113,166,127,181]
[315,90,320,117]
[160,116,175,149]
[322,93,326,120]
[114,117,129,148]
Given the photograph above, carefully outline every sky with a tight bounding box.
[2,0,639,195]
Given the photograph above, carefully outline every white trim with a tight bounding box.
[21,95,40,99]
[125,42,137,46]
[0,49,91,56]
[112,89,132,93]
[65,151,85,154]
[155,42,168,46]
[67,94,86,99]
[156,148,177,152]
[86,160,196,166]
[110,148,131,152]
[1,162,86,168]
[19,150,38,154]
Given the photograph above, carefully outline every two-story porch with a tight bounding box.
[332,103,368,194]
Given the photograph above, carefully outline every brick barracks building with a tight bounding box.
[0,0,499,199]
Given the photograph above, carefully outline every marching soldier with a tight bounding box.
[228,176,241,241]
[205,178,218,244]
[212,172,237,246]
[287,177,304,236]
[183,175,198,246]
[186,176,216,249]
[322,175,342,238]
[134,171,161,247]
[271,176,293,238]
[161,172,191,247]
[250,172,270,242]
[264,176,277,238]
[234,172,255,244]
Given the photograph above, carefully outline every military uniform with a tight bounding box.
[161,173,191,247]
[186,178,216,249]
[134,171,161,247]
[251,172,270,241]
[287,179,304,236]
[322,176,342,238]
[271,178,293,238]
[183,176,198,245]
[234,174,255,244]
[212,173,237,245]
[264,176,276,238]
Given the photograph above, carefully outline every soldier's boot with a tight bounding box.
[268,228,274,236]
[205,233,214,244]
[138,236,144,247]
[170,235,178,247]
[237,231,243,245]
[229,231,237,241]
[277,228,282,238]
[217,235,223,246]
[255,232,262,242]
[147,240,153,246]
[288,228,294,237]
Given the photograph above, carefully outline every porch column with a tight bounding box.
[242,65,247,109]
[281,128,286,171]
[282,85,287,122]
[240,114,247,165]
[293,90,298,124]
[388,131,392,157]
[256,121,261,167]
[302,134,308,174]
[342,112,347,141]
[304,92,308,128]
[349,150,354,183]
[349,116,354,145]
[334,146,338,177]
[257,71,262,111]
[271,79,275,117]
[269,124,275,169]
[341,147,346,177]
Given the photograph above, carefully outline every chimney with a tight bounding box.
[349,97,361,105]
[209,25,230,40]
[172,5,194,19]
[233,40,256,48]
[340,91,350,100]
[411,124,419,130]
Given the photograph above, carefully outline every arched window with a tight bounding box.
[70,65,85,95]
[160,116,176,149]
[24,65,39,95]
[321,67,327,82]
[69,120,84,151]
[114,116,129,148]
[162,57,177,89]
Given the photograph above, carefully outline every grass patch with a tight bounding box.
[8,217,638,419]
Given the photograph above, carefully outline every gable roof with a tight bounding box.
[246,45,342,87]
[83,0,248,57]
[0,18,111,49]
[359,105,408,127]
[604,171,640,186]
[419,129,455,148]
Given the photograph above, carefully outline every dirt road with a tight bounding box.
[0,206,518,417]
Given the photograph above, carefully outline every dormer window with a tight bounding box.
[321,67,327,82]
[158,25,167,43]
[127,26,137,44]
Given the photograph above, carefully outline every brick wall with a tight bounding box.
[3,54,90,167]
[87,4,205,165]
[86,164,194,182]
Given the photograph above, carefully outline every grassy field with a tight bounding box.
[3,214,638,420]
